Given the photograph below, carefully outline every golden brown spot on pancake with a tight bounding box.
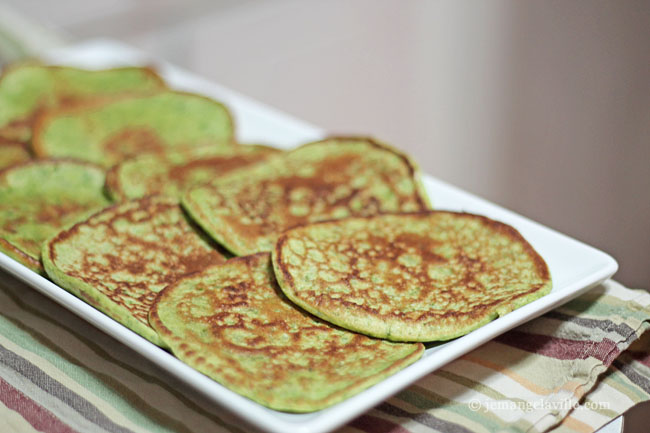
[0,137,28,148]
[168,155,263,184]
[34,201,88,224]
[102,128,165,161]
[1,93,93,143]
[0,118,34,143]
[56,94,90,107]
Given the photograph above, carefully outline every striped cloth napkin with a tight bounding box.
[0,271,648,433]
[340,282,650,433]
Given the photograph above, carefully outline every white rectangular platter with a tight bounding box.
[0,40,618,433]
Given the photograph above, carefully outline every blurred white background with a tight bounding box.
[2,0,648,288]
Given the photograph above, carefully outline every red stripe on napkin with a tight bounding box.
[0,376,79,433]
[496,331,620,364]
[349,414,412,433]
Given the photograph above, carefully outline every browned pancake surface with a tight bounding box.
[183,137,431,255]
[105,144,279,200]
[273,211,552,341]
[150,253,423,411]
[43,196,225,345]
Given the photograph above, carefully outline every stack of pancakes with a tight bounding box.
[0,63,551,412]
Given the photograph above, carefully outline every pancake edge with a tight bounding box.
[0,238,43,273]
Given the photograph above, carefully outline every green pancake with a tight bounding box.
[0,138,30,170]
[0,63,165,143]
[105,144,279,201]
[33,91,235,167]
[42,195,226,346]
[182,137,430,255]
[149,252,424,412]
[273,211,552,342]
[0,160,110,273]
